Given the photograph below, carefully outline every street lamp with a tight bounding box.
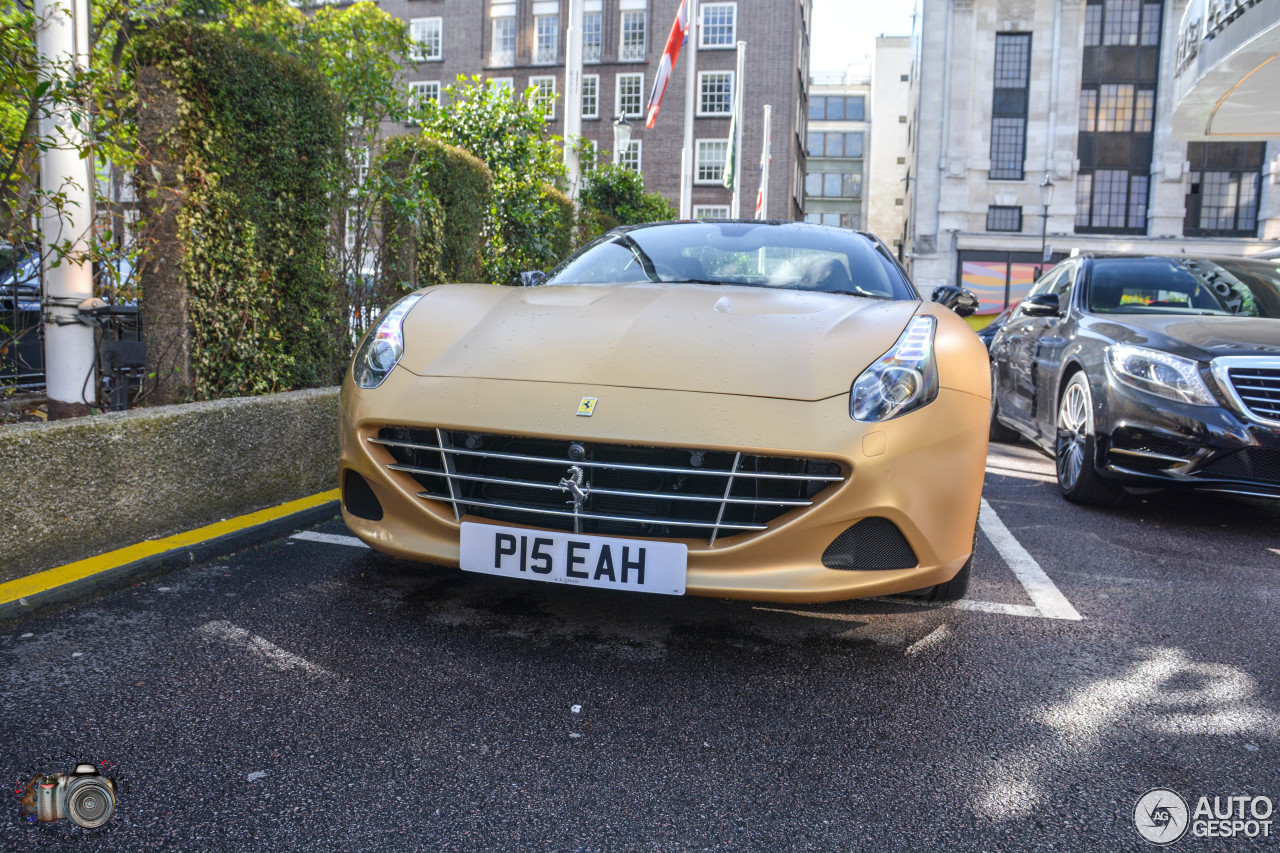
[1038,173,1055,278]
[612,114,632,166]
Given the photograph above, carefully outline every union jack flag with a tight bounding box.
[645,0,689,129]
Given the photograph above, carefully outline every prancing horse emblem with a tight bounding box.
[559,465,590,512]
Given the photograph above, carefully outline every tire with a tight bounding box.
[1055,371,1124,506]
[988,364,1021,443]
[904,533,973,602]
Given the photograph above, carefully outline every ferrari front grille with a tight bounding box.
[370,427,845,543]
[1218,360,1280,425]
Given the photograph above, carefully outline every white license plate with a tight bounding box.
[459,522,687,596]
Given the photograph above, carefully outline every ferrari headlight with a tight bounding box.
[1105,344,1214,406]
[352,293,423,389]
[851,315,939,422]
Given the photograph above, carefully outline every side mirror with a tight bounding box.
[930,285,980,317]
[1020,292,1061,317]
[513,270,546,287]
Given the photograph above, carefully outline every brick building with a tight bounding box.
[373,0,814,218]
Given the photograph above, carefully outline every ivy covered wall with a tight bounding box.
[136,24,344,402]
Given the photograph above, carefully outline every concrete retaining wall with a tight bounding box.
[1,388,339,581]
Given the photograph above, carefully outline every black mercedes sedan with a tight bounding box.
[988,253,1280,505]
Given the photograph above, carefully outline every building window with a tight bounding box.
[617,140,642,172]
[1184,142,1266,237]
[534,12,559,64]
[1084,4,1103,46]
[697,71,734,116]
[989,33,1030,180]
[408,81,441,121]
[693,205,730,219]
[620,10,647,62]
[583,11,602,62]
[699,2,737,48]
[488,77,514,97]
[1077,168,1147,232]
[616,73,644,118]
[1079,89,1097,132]
[1102,0,1140,45]
[986,206,1023,232]
[1096,83,1134,132]
[804,171,861,198]
[804,212,859,228]
[696,139,728,183]
[1134,88,1155,132]
[806,96,865,122]
[582,74,599,119]
[1140,2,1161,45]
[528,76,557,119]
[409,17,442,62]
[491,13,516,66]
[1074,173,1093,229]
[350,146,369,187]
[806,131,863,158]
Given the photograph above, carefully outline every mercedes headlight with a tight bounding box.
[1105,344,1214,406]
[851,315,939,422]
[352,293,423,389]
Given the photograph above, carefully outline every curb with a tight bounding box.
[0,490,341,622]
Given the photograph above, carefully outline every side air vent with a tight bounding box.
[821,517,918,571]
[343,470,384,521]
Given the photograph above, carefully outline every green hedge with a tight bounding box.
[379,134,493,289]
[136,24,344,398]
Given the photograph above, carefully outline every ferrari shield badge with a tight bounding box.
[577,397,597,417]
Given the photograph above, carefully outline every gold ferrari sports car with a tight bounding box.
[339,220,990,604]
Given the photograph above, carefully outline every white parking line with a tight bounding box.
[290,531,369,548]
[984,463,1057,484]
[978,498,1083,621]
[196,620,333,678]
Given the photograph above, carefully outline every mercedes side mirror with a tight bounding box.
[1020,292,1061,317]
[513,271,546,287]
[930,285,980,317]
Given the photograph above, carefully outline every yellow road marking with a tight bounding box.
[0,489,340,606]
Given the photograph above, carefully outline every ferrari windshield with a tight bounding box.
[544,221,917,300]
[1087,257,1280,317]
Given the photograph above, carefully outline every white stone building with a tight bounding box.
[867,36,913,257]
[904,0,1280,320]
[803,69,870,229]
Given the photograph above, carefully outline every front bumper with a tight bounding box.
[339,368,989,603]
[1095,376,1280,498]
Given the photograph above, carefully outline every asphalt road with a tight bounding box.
[2,440,1279,851]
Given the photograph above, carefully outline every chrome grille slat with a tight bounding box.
[391,462,813,506]
[1213,358,1280,428]
[368,437,841,482]
[374,427,845,543]
[414,493,770,531]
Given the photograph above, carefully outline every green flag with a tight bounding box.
[722,98,739,190]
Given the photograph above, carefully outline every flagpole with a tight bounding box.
[757,104,771,220]
[679,0,698,219]
[729,40,745,218]
[564,0,584,199]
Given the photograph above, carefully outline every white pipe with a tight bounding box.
[563,0,584,198]
[36,0,96,414]
[730,40,745,218]
[680,0,698,219]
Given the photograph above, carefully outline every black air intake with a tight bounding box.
[343,470,384,521]
[821,517,918,570]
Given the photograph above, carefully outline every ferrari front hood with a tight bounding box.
[397,283,921,401]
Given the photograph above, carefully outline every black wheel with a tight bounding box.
[904,532,973,602]
[1055,371,1124,506]
[988,364,1021,443]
